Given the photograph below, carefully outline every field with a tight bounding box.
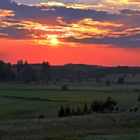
[0,79,139,140]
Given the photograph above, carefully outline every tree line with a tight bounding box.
[0,60,139,84]
[0,60,51,84]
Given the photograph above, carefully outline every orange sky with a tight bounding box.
[0,38,140,66]
[0,0,140,66]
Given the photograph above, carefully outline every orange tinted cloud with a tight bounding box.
[0,9,14,18]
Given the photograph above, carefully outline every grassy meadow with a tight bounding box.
[0,76,139,139]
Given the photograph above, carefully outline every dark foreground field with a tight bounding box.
[0,82,139,140]
[0,113,140,140]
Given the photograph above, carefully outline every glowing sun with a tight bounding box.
[48,35,59,46]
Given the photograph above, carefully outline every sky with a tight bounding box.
[0,0,140,66]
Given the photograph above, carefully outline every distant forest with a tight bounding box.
[0,60,140,84]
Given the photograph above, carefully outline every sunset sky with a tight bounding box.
[0,0,140,66]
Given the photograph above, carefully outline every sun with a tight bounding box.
[48,35,59,46]
[121,0,129,3]
[50,37,59,45]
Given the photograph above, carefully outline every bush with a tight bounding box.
[65,105,71,116]
[62,85,68,91]
[137,95,140,101]
[91,97,117,113]
[76,107,82,115]
[104,97,117,111]
[91,100,103,112]
[83,103,89,115]
[105,79,111,86]
[118,77,125,84]
[38,115,45,119]
[58,105,65,117]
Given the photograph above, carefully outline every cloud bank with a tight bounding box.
[0,0,140,48]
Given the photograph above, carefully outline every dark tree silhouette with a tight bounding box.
[118,77,125,84]
[58,105,65,117]
[62,85,68,91]
[91,100,103,112]
[105,79,111,86]
[0,61,15,81]
[22,61,37,83]
[72,107,76,115]
[76,107,82,115]
[91,97,117,113]
[104,97,117,112]
[40,62,51,84]
[83,103,88,115]
[137,95,140,101]
[65,105,71,116]
[16,60,24,80]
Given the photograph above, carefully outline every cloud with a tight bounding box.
[0,0,140,48]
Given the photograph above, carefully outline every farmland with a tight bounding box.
[0,80,139,139]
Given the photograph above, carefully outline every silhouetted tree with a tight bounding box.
[91,100,103,112]
[62,85,68,91]
[104,97,117,111]
[95,74,101,83]
[83,103,88,115]
[105,79,110,86]
[118,77,125,84]
[72,107,76,115]
[91,97,117,113]
[65,105,71,116]
[58,105,65,117]
[16,60,24,80]
[137,94,140,101]
[22,62,37,83]
[132,73,136,77]
[38,115,45,119]
[134,105,138,112]
[76,107,82,115]
[0,61,15,81]
[40,62,51,84]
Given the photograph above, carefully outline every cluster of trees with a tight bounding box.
[17,60,51,84]
[0,61,15,81]
[58,103,90,117]
[58,97,118,117]
[0,60,51,84]
[91,97,118,112]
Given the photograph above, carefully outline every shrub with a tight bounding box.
[58,105,65,117]
[91,97,117,113]
[105,79,111,86]
[91,100,103,112]
[72,107,76,115]
[104,97,117,111]
[62,85,68,91]
[65,105,71,116]
[83,103,89,115]
[118,77,125,84]
[137,95,140,101]
[76,107,82,115]
[38,115,45,119]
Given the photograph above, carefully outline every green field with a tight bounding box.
[0,82,139,140]
[0,89,139,119]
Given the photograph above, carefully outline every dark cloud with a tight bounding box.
[120,9,140,15]
[67,34,140,48]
